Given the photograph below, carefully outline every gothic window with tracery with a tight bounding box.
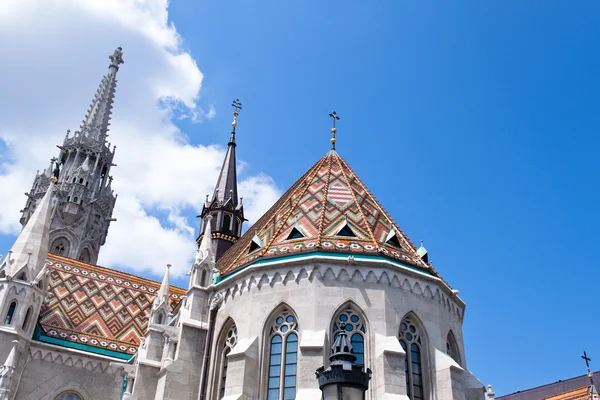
[332,306,366,366]
[399,316,425,400]
[218,323,238,399]
[51,238,69,256]
[54,392,83,400]
[266,309,298,400]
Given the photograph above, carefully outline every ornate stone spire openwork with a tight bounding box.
[20,47,123,265]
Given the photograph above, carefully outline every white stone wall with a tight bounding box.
[16,342,123,400]
[206,256,481,400]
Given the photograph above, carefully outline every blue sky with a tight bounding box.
[173,1,600,393]
[1,0,599,395]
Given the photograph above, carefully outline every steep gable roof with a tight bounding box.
[37,254,185,358]
[217,150,437,276]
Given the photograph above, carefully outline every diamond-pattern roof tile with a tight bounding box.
[38,254,185,356]
[217,150,438,277]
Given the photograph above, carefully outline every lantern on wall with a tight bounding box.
[316,322,371,400]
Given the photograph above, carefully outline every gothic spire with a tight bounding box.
[150,264,171,325]
[0,340,19,398]
[199,100,245,261]
[155,264,171,310]
[212,99,242,206]
[77,46,124,145]
[2,175,56,279]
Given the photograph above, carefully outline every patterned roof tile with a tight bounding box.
[38,254,185,356]
[217,150,437,276]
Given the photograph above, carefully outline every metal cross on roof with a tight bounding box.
[231,99,242,134]
[232,99,242,115]
[583,351,592,368]
[329,111,340,150]
[583,351,595,386]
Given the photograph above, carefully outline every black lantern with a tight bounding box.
[316,323,371,400]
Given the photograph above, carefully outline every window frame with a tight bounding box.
[331,304,367,368]
[265,309,299,400]
[214,320,238,400]
[4,300,17,325]
[399,314,428,400]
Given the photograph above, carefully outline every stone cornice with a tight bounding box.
[29,341,122,374]
[215,259,465,321]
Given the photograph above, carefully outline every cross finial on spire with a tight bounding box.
[583,351,595,386]
[328,111,340,150]
[231,99,242,128]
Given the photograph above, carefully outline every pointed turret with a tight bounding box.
[2,176,55,280]
[150,264,171,325]
[417,240,428,264]
[198,99,245,261]
[190,215,215,288]
[20,47,123,264]
[0,341,19,399]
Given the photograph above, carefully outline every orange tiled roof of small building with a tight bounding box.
[37,254,185,357]
[542,386,589,400]
[217,150,438,277]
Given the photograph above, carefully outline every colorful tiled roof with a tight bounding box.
[37,254,185,357]
[542,387,589,400]
[217,150,437,276]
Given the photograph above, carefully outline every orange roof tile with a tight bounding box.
[542,387,589,400]
[217,150,437,277]
[38,254,185,357]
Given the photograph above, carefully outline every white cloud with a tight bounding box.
[0,0,281,278]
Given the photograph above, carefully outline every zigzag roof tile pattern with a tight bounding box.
[38,254,185,356]
[217,150,438,277]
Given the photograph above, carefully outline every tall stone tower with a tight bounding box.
[197,99,245,261]
[19,47,124,265]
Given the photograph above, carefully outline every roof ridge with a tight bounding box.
[334,152,379,251]
[259,154,329,257]
[334,155,435,273]
[224,154,329,272]
[48,254,186,294]
[315,152,334,247]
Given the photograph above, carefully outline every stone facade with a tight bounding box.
[0,47,488,400]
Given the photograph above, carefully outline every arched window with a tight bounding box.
[446,330,461,365]
[54,391,84,400]
[79,249,91,263]
[399,316,425,400]
[5,301,17,325]
[156,312,164,325]
[51,238,69,256]
[22,307,32,331]
[332,306,366,367]
[200,270,208,287]
[217,322,238,399]
[223,214,232,231]
[266,309,298,400]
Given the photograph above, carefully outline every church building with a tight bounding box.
[0,47,487,399]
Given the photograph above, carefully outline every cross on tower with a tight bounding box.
[232,99,242,116]
[583,351,595,386]
[231,99,242,134]
[329,111,340,150]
